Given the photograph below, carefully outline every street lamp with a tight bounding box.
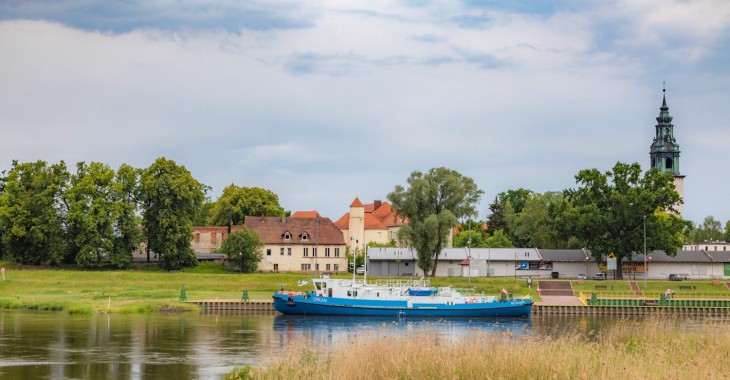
[467,221,472,284]
[239,251,243,273]
[644,215,649,291]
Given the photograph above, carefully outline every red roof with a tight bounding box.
[336,199,405,231]
[291,211,321,218]
[244,216,345,245]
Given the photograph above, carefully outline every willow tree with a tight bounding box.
[563,162,691,279]
[388,167,482,277]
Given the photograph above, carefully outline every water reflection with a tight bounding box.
[273,314,532,348]
[0,309,726,380]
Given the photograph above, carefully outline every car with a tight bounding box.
[356,266,366,274]
[577,274,587,280]
[593,273,606,280]
[669,274,684,281]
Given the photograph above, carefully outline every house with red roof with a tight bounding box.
[245,216,347,273]
[334,198,405,253]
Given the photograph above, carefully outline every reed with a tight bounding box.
[226,317,730,380]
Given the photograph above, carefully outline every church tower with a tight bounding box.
[650,87,685,217]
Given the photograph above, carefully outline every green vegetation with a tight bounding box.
[0,263,540,314]
[388,167,483,277]
[216,229,264,273]
[207,184,286,226]
[225,317,730,380]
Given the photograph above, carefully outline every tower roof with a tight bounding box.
[350,198,363,207]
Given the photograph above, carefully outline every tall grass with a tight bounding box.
[226,317,730,380]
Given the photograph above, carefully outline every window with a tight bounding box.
[326,264,331,271]
[301,233,309,241]
[287,247,292,256]
[334,264,339,271]
[211,232,217,244]
[194,233,200,243]
[334,248,340,257]
[266,249,271,256]
[303,248,309,257]
[301,263,311,271]
[283,232,291,241]
[325,248,330,257]
[280,247,284,256]
[313,248,317,257]
[315,264,319,271]
[273,264,279,271]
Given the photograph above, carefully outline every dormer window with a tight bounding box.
[300,233,309,241]
[283,232,291,241]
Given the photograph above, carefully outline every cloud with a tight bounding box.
[0,1,729,224]
[0,0,317,33]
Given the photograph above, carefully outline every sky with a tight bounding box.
[1,0,729,226]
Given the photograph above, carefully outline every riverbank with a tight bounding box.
[226,317,730,379]
[0,263,539,314]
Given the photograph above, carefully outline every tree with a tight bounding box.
[725,221,730,243]
[486,196,506,233]
[63,162,118,265]
[140,157,206,270]
[563,162,691,279]
[207,184,286,226]
[689,216,724,243]
[110,164,142,268]
[0,160,69,265]
[484,229,514,248]
[194,200,215,226]
[216,229,263,272]
[387,167,483,277]
[453,229,487,248]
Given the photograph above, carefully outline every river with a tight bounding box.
[0,309,724,379]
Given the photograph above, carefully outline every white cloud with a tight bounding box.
[1,1,729,224]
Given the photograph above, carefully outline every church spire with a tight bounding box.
[649,84,685,217]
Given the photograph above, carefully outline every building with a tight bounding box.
[334,198,405,253]
[366,247,730,280]
[244,216,347,273]
[683,241,730,252]
[650,87,685,217]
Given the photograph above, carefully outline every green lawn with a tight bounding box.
[0,262,542,313]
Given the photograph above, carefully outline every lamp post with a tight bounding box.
[467,221,472,285]
[239,251,243,273]
[644,215,649,291]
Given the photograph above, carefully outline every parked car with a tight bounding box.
[593,273,606,280]
[669,274,684,281]
[577,274,587,280]
[356,266,366,274]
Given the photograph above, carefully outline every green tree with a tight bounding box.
[0,160,69,265]
[207,184,286,226]
[387,167,483,277]
[110,164,142,268]
[216,229,263,272]
[194,200,215,226]
[563,162,691,279]
[140,157,206,270]
[725,220,730,243]
[689,216,724,243]
[63,162,118,265]
[484,229,514,248]
[453,229,487,248]
[486,196,507,233]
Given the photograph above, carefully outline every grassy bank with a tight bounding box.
[226,317,730,379]
[0,262,538,314]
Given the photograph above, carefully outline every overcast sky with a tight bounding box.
[1,1,729,226]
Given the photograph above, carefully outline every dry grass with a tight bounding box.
[227,317,730,380]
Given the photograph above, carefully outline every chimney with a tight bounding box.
[374,200,382,210]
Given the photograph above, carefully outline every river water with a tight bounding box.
[0,309,724,379]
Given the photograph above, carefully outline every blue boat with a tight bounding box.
[272,275,532,317]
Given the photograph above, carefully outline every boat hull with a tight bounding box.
[272,294,532,317]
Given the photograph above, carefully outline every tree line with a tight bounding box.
[0,158,286,271]
[390,163,695,279]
